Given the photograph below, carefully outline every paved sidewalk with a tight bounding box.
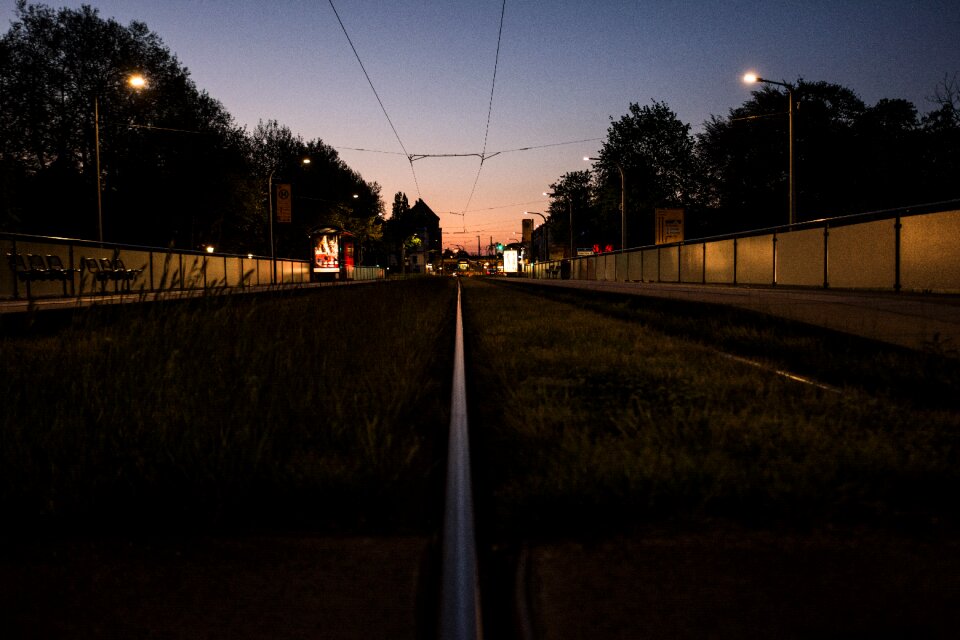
[511,279,960,352]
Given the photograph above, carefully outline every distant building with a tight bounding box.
[388,198,442,274]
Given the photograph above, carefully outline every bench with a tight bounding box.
[7,252,78,297]
[81,256,143,292]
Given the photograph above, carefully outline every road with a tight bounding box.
[510,279,960,352]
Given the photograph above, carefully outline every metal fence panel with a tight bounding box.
[603,254,617,281]
[627,251,642,281]
[828,219,895,290]
[658,246,680,282]
[641,248,658,282]
[704,239,735,284]
[151,252,181,290]
[680,243,704,283]
[204,256,227,288]
[736,235,774,285]
[901,209,960,293]
[776,228,824,287]
[181,255,206,289]
[615,253,628,281]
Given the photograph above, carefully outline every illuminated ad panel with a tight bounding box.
[313,233,340,273]
[503,249,519,273]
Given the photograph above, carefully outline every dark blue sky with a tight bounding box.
[4,1,958,246]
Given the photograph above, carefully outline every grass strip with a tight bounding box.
[461,279,960,537]
[0,279,457,534]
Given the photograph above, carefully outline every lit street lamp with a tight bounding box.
[543,190,575,258]
[267,156,311,284]
[525,211,549,262]
[95,73,147,243]
[743,72,796,225]
[585,156,626,250]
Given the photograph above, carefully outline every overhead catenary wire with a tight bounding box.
[326,0,578,247]
[327,0,421,198]
[335,137,603,161]
[459,0,508,219]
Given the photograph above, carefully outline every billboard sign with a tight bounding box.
[503,249,519,273]
[313,231,339,273]
[655,208,684,244]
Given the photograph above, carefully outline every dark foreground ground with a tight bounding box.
[3,527,959,639]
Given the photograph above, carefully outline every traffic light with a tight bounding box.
[496,242,503,252]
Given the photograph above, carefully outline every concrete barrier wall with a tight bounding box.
[828,219,896,290]
[680,243,704,283]
[901,209,960,293]
[532,207,960,293]
[1,235,336,300]
[627,251,642,281]
[602,254,617,281]
[704,239,735,284]
[736,234,775,285]
[641,248,658,282]
[776,228,824,287]
[658,246,680,282]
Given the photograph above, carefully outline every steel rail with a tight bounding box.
[439,280,482,640]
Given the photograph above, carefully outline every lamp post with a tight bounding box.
[525,211,549,263]
[584,156,625,250]
[267,168,276,284]
[94,73,148,243]
[267,157,311,284]
[743,72,796,225]
[544,191,575,258]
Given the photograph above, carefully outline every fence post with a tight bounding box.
[894,216,902,292]
[733,238,738,286]
[823,225,830,289]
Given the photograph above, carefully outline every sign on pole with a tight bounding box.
[276,183,292,223]
[655,208,684,244]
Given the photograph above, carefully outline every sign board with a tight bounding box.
[312,231,339,273]
[576,247,593,257]
[276,183,292,223]
[503,249,519,273]
[522,218,533,243]
[655,208,684,244]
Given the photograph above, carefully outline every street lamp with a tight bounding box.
[585,156,626,250]
[743,72,796,225]
[525,211,549,263]
[543,191,575,258]
[267,156,311,284]
[95,73,148,243]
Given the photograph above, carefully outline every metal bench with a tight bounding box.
[43,254,79,295]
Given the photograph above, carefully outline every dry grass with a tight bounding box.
[462,279,960,536]
[0,279,457,534]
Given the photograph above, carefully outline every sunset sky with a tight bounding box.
[3,1,958,249]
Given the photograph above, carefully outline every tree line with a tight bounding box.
[0,1,384,260]
[4,3,958,261]
[547,77,960,251]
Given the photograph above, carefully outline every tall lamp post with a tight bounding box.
[267,157,311,284]
[543,191,575,258]
[743,72,796,225]
[584,156,625,250]
[94,73,148,243]
[524,211,548,263]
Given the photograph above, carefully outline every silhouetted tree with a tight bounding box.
[545,170,594,256]
[0,1,253,247]
[698,78,960,234]
[250,120,382,262]
[595,100,696,246]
